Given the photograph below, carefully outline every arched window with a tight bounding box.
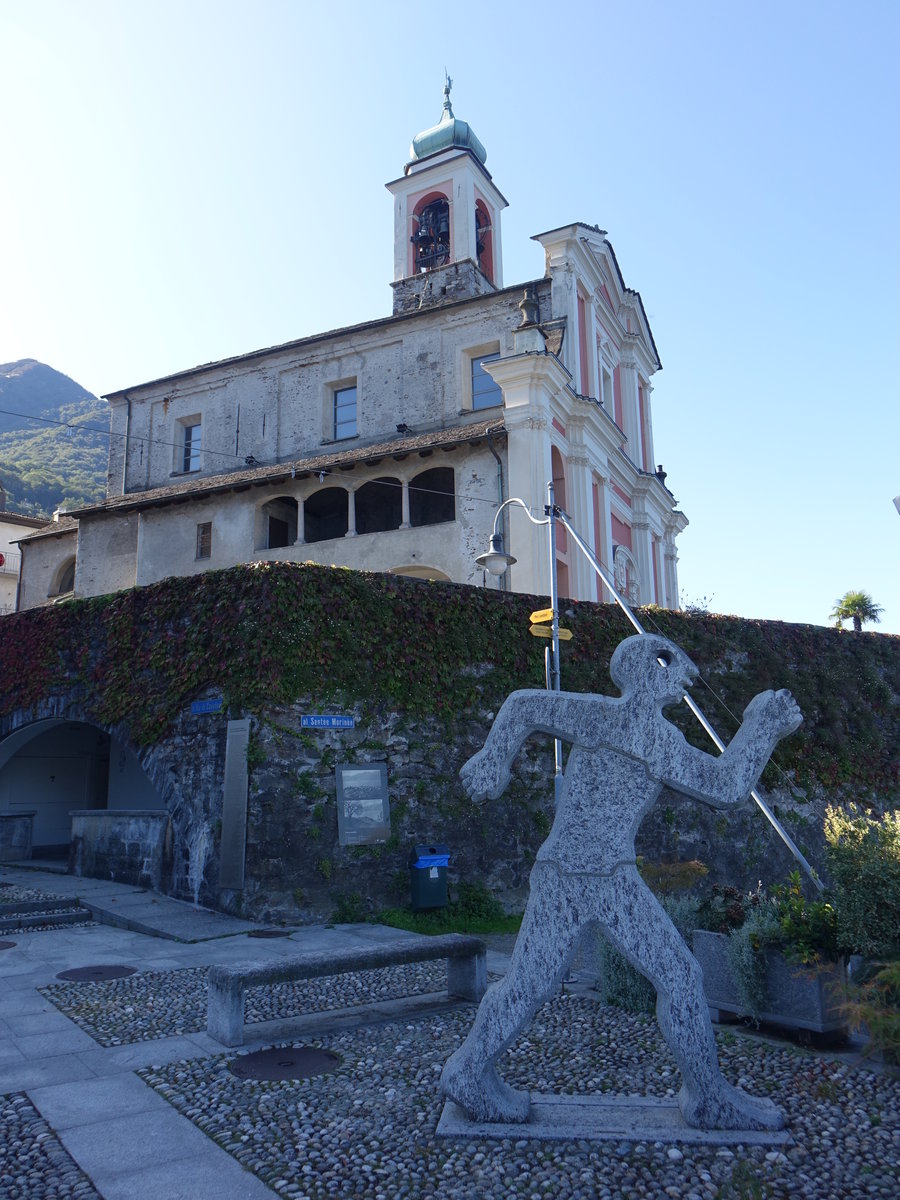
[260,496,298,550]
[304,487,349,544]
[475,200,494,282]
[52,557,76,596]
[409,467,455,527]
[355,478,402,535]
[412,194,451,272]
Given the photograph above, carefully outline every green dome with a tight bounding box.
[409,79,486,165]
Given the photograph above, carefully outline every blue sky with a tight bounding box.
[1,0,898,633]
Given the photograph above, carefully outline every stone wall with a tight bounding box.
[2,563,898,922]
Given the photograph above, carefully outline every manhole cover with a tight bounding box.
[229,1046,342,1081]
[56,965,138,982]
[248,928,292,939]
[0,940,15,950]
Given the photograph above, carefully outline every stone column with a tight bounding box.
[295,498,305,545]
[618,357,641,467]
[482,352,572,598]
[400,479,411,530]
[346,488,357,537]
[563,446,597,602]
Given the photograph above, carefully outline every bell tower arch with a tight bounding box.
[386,77,507,309]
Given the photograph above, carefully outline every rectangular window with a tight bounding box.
[471,352,502,410]
[182,421,202,472]
[334,385,357,440]
[196,521,212,560]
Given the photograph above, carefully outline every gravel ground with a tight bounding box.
[0,1093,100,1200]
[40,961,460,1046]
[137,994,899,1200]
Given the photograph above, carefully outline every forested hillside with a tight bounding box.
[0,359,108,515]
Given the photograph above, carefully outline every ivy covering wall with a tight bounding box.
[2,562,897,916]
[3,561,897,797]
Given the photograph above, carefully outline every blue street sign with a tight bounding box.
[191,698,223,715]
[301,714,355,729]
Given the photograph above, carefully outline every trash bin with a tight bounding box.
[409,844,450,911]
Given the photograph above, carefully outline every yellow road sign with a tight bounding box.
[529,608,554,624]
[529,624,573,641]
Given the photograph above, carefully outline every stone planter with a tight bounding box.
[692,929,847,1035]
[0,811,36,861]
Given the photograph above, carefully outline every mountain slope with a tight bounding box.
[0,360,108,515]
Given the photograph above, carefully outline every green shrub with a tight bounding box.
[376,880,521,936]
[725,904,781,1019]
[593,896,699,1014]
[769,870,839,965]
[330,891,368,924]
[825,805,900,958]
[844,961,900,1065]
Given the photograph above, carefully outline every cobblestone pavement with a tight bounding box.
[137,995,899,1200]
[0,1092,101,1200]
[2,872,898,1200]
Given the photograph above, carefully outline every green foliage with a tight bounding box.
[825,805,900,958]
[245,736,265,769]
[330,891,369,923]
[696,884,753,934]
[829,590,883,633]
[843,961,900,1065]
[1,561,898,814]
[638,858,708,896]
[0,395,108,515]
[377,880,521,935]
[769,870,838,965]
[725,904,781,1018]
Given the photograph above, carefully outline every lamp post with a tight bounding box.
[476,485,823,891]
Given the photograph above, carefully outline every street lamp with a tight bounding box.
[476,484,823,891]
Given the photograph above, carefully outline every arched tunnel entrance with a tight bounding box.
[0,718,168,885]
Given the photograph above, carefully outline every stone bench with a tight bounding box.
[207,931,488,1046]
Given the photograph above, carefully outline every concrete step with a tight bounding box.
[0,900,93,932]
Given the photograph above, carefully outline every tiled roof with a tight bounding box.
[69,419,508,519]
[13,515,79,545]
[0,510,49,529]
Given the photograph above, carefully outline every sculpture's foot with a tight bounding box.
[441,1049,530,1123]
[678,1081,785,1131]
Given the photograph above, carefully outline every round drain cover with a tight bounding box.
[229,1046,341,1081]
[56,965,138,982]
[248,928,292,939]
[0,940,15,950]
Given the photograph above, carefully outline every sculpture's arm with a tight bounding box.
[654,689,802,809]
[459,690,600,801]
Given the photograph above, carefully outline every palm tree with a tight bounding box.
[829,591,884,632]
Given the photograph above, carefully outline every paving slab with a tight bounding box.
[58,1106,241,1179]
[84,1150,278,1200]
[30,1073,167,1130]
[437,1094,794,1146]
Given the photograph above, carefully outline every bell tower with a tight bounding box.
[386,78,507,313]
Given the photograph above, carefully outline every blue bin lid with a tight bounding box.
[410,844,450,868]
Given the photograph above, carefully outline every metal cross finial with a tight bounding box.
[443,71,453,115]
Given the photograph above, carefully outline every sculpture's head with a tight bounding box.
[609,634,698,704]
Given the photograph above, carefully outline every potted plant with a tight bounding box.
[692,873,847,1036]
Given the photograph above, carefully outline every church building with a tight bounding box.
[17,84,687,612]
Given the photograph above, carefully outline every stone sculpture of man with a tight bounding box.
[441,633,801,1130]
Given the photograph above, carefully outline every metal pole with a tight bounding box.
[546,481,564,805]
[555,509,823,891]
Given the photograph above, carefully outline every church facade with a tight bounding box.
[18,85,686,612]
